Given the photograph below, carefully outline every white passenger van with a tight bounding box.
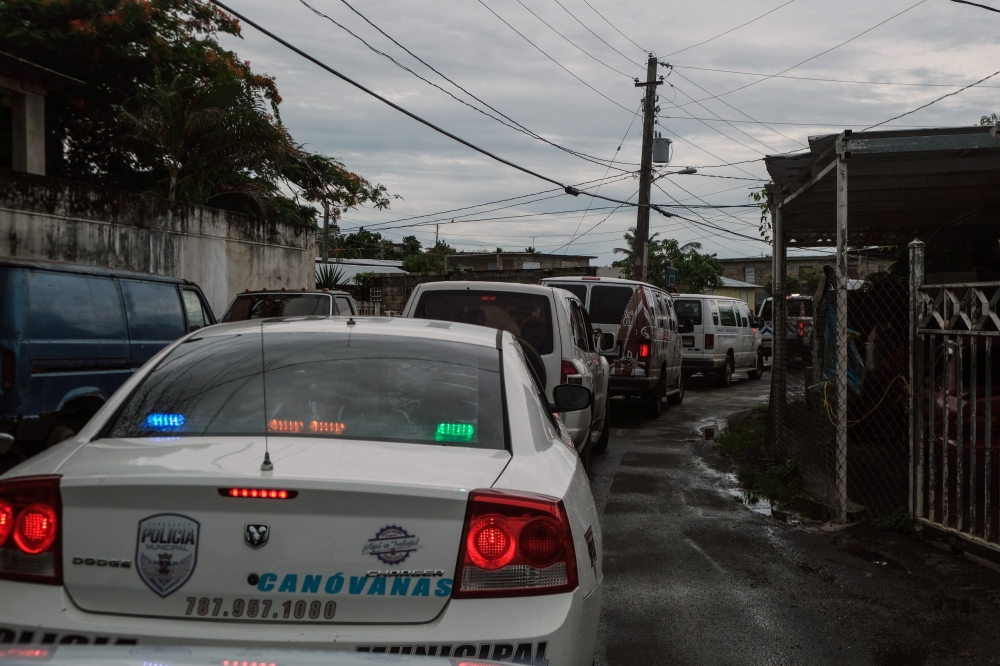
[674,294,764,387]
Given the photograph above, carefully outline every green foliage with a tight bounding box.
[748,183,773,243]
[0,0,390,226]
[715,414,767,457]
[611,228,723,292]
[315,263,348,290]
[352,271,373,287]
[869,508,913,533]
[402,252,444,272]
[737,459,803,505]
[401,235,422,256]
[338,228,388,259]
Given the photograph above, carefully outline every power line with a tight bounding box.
[509,0,636,78]
[659,115,956,127]
[660,80,779,155]
[473,0,636,113]
[661,0,798,58]
[863,68,1000,130]
[672,0,929,107]
[299,0,637,171]
[210,0,655,214]
[548,0,644,68]
[578,0,647,54]
[670,64,1000,88]
[653,181,767,243]
[948,0,1000,13]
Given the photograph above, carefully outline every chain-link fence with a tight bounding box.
[766,265,911,521]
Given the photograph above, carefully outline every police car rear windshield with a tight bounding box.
[107,332,505,450]
[674,299,702,325]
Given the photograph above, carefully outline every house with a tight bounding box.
[702,276,763,312]
[445,251,594,271]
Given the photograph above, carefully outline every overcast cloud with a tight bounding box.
[217,0,1000,264]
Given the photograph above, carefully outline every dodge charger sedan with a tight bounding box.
[0,317,602,665]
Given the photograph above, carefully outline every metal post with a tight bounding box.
[633,55,659,283]
[322,202,330,264]
[909,240,925,520]
[835,138,850,523]
[772,202,787,457]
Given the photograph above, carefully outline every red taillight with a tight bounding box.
[1,351,13,392]
[639,343,650,358]
[704,334,714,349]
[453,489,578,598]
[480,295,497,301]
[219,488,297,499]
[0,475,62,584]
[561,360,580,384]
[798,321,806,337]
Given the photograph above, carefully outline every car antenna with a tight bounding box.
[259,322,273,472]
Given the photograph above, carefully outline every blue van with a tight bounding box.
[0,258,215,451]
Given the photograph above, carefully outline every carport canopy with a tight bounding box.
[765,126,1000,247]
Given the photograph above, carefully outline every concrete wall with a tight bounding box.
[0,169,315,315]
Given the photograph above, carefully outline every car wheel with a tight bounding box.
[716,356,733,388]
[747,350,764,380]
[593,399,611,455]
[646,377,665,418]
[47,425,75,448]
[667,371,684,405]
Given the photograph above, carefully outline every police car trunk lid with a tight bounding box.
[58,437,510,624]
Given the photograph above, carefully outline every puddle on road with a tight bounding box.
[723,474,774,517]
[696,418,726,440]
[846,542,909,574]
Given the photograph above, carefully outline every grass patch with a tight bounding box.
[868,508,913,533]
[715,414,766,457]
[737,459,803,505]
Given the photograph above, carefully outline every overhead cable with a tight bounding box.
[300,0,636,171]
[473,0,636,113]
[548,0,644,68]
[578,0,647,54]
[670,64,1000,88]
[948,0,1000,13]
[661,0,798,58]
[863,69,1000,130]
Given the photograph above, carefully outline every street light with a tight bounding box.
[652,167,697,183]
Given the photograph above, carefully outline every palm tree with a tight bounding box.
[680,241,702,253]
[613,227,661,258]
[315,263,349,290]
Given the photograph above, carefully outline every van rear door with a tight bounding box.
[120,280,187,368]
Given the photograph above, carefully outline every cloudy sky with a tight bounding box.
[216,0,1000,264]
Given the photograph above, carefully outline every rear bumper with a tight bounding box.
[609,375,656,396]
[0,579,601,665]
[682,357,723,372]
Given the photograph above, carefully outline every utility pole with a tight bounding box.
[435,223,440,248]
[633,55,662,283]
[322,201,330,264]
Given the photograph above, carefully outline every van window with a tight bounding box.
[718,301,738,327]
[26,271,127,358]
[737,302,748,328]
[709,300,720,326]
[674,299,702,325]
[569,303,592,352]
[414,290,553,355]
[556,284,587,304]
[760,300,773,320]
[181,289,211,332]
[121,281,186,342]
[590,285,634,325]
[335,296,354,316]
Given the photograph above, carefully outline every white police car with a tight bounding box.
[0,318,602,665]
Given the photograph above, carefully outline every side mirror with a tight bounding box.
[0,433,13,455]
[678,319,694,334]
[598,332,616,353]
[552,384,592,412]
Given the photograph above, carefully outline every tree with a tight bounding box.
[401,236,422,256]
[338,228,387,259]
[0,0,389,225]
[612,227,723,292]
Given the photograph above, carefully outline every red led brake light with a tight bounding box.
[798,321,806,338]
[479,295,498,301]
[268,419,303,433]
[0,475,62,585]
[581,276,600,281]
[310,420,345,434]
[453,489,577,599]
[639,343,650,358]
[218,488,298,499]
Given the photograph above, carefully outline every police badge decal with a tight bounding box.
[136,514,200,597]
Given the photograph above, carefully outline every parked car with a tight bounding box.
[221,288,357,322]
[0,258,215,449]
[674,294,764,387]
[0,317,602,666]
[541,276,683,417]
[402,282,611,459]
[756,295,814,362]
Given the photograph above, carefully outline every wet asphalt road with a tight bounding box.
[590,370,1000,666]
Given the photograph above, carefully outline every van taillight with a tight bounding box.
[639,343,650,358]
[798,321,805,338]
[1,351,13,392]
[0,476,62,584]
[453,489,577,598]
[704,334,714,349]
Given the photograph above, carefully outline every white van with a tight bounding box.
[674,294,764,387]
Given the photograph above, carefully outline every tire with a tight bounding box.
[747,350,764,381]
[47,425,75,448]
[646,375,666,418]
[593,399,611,455]
[716,356,733,388]
[667,370,685,405]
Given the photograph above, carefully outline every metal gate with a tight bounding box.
[912,263,1000,550]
